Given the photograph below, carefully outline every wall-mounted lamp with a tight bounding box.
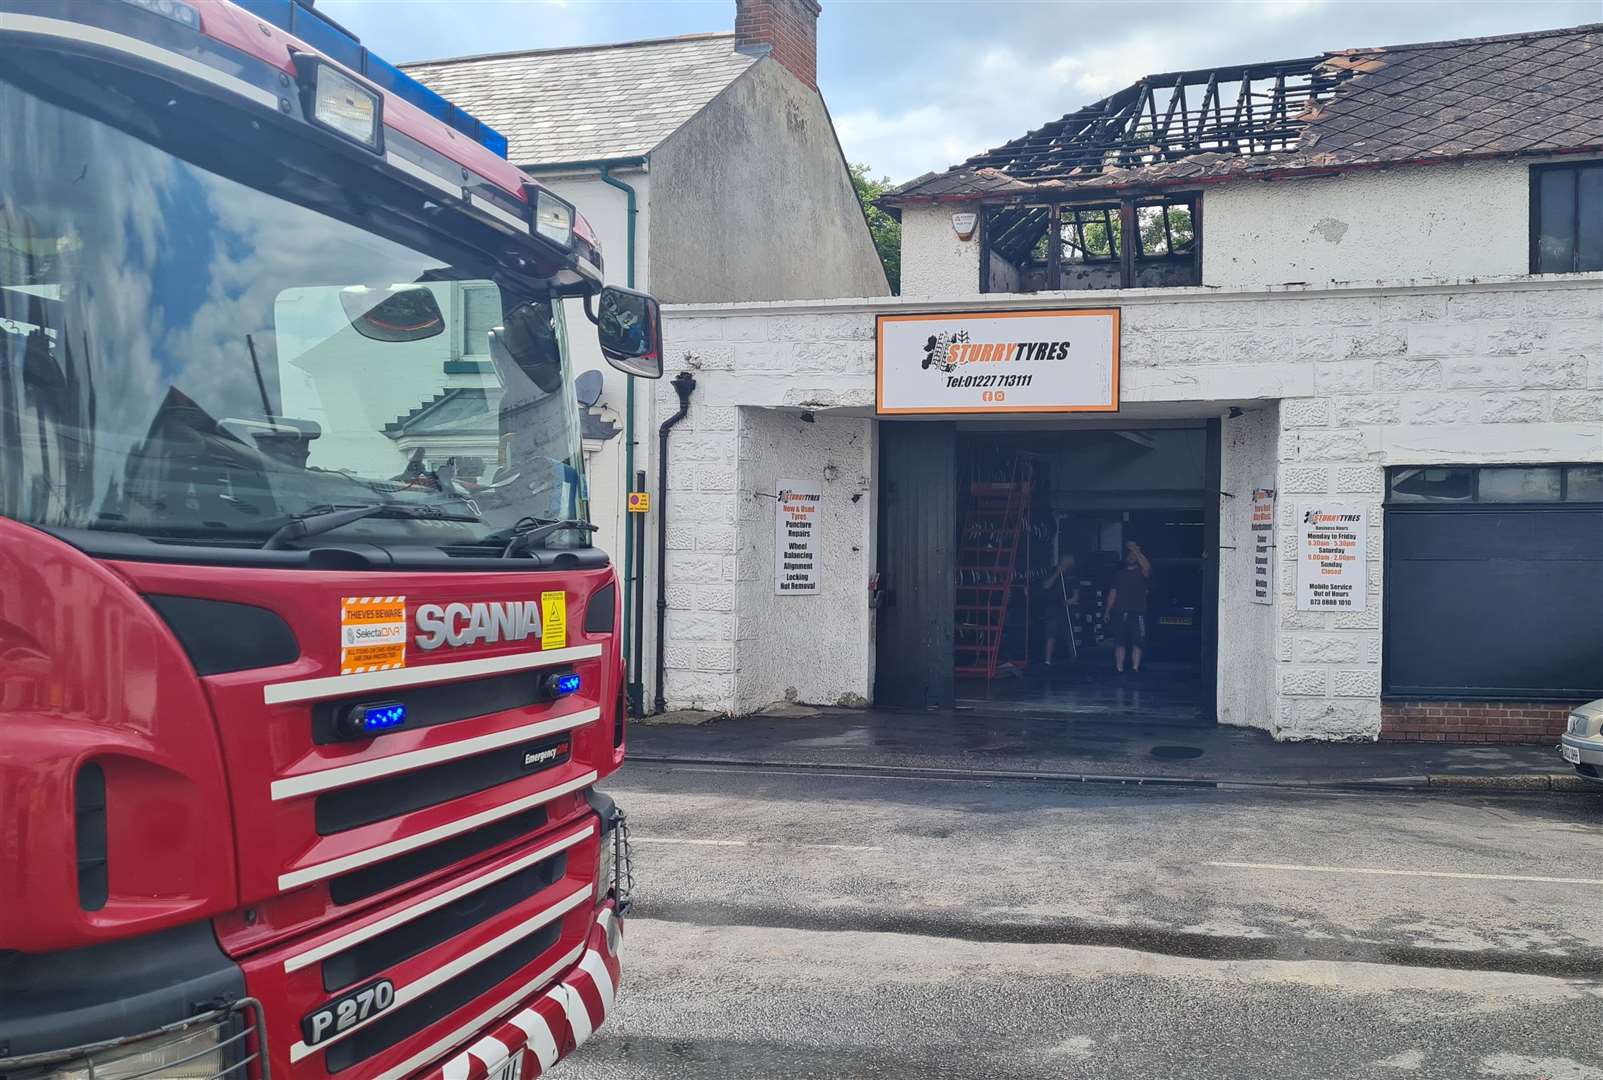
[950,211,978,241]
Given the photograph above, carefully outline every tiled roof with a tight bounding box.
[402,34,761,167]
[885,23,1603,203]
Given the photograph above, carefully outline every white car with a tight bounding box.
[1558,698,1603,783]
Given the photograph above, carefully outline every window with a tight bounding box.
[1387,464,1602,504]
[1061,204,1121,264]
[984,194,1201,293]
[1531,162,1603,274]
[462,285,501,357]
[1383,464,1603,699]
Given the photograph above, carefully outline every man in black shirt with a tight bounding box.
[1103,541,1152,675]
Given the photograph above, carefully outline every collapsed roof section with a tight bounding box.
[883,23,1603,207]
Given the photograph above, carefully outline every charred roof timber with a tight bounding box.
[882,24,1603,208]
[969,55,1358,181]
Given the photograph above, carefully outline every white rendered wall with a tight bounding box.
[663,274,1602,735]
[1216,404,1279,733]
[1202,162,1530,289]
[731,408,875,712]
[899,206,980,297]
[903,161,1535,297]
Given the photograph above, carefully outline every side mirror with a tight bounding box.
[340,285,445,343]
[595,285,663,379]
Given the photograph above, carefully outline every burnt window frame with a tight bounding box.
[979,192,1201,294]
[1529,160,1603,275]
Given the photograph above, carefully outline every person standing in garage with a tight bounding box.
[1104,541,1152,675]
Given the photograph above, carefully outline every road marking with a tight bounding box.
[633,836,884,852]
[1204,860,1603,887]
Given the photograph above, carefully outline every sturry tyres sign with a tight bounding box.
[875,308,1119,415]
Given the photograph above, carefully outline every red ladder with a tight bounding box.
[954,458,1034,678]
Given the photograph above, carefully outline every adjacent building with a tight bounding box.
[654,23,1603,743]
[404,0,888,709]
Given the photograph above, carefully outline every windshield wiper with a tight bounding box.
[263,503,481,549]
[500,517,598,558]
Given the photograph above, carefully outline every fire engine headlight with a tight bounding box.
[533,189,575,249]
[295,56,383,152]
[44,1024,225,1080]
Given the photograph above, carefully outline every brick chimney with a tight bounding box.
[735,0,821,91]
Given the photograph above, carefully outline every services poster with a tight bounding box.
[876,309,1119,415]
[775,478,821,595]
[1250,488,1276,605]
[1295,504,1368,611]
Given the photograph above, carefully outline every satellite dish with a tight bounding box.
[575,370,604,409]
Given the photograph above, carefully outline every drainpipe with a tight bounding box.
[654,371,696,714]
[525,156,646,710]
[597,163,644,713]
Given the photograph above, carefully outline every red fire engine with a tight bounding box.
[0,0,660,1076]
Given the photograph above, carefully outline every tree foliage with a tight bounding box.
[850,163,901,294]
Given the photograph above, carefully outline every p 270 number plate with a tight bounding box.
[302,978,396,1046]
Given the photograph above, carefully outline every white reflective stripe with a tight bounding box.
[578,949,615,1017]
[0,14,279,109]
[548,983,592,1046]
[271,708,599,800]
[386,150,462,197]
[575,256,602,281]
[282,824,594,973]
[263,644,604,705]
[441,1055,472,1080]
[277,771,597,889]
[467,1035,508,1072]
[509,1010,561,1071]
[288,887,590,1062]
[470,193,530,233]
[366,943,584,1080]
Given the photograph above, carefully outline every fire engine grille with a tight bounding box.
[323,924,563,1072]
[321,851,569,992]
[327,808,548,906]
[0,999,269,1080]
[314,736,571,835]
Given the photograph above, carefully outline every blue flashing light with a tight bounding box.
[237,0,512,158]
[361,703,407,732]
[554,674,582,697]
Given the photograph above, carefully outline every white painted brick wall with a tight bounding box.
[662,275,1603,734]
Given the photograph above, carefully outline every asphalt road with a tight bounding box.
[563,763,1603,1079]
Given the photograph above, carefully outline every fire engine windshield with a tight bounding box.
[0,75,588,553]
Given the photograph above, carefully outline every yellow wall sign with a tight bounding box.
[540,591,567,649]
[627,491,652,513]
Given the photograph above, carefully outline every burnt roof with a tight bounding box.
[884,23,1603,205]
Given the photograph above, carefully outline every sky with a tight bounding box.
[320,0,1601,184]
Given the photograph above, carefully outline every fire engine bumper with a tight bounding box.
[413,903,623,1080]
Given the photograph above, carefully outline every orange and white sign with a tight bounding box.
[1296,505,1368,612]
[876,308,1119,415]
[340,595,407,674]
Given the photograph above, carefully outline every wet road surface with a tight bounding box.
[562,763,1603,1079]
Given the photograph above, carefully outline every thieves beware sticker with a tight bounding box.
[540,591,567,650]
[341,595,407,674]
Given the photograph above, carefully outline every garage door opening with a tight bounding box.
[876,420,1221,726]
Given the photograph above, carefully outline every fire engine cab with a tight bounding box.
[0,0,659,1076]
